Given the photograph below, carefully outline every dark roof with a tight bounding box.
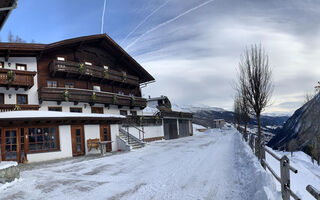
[0,34,155,83]
[0,0,17,31]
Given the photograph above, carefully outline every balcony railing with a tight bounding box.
[0,104,40,112]
[49,60,140,86]
[0,68,36,90]
[38,87,147,108]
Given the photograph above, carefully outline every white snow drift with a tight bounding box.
[0,127,281,200]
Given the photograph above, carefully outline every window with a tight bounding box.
[17,94,28,105]
[120,110,128,116]
[28,127,59,152]
[93,85,101,92]
[0,62,4,68]
[48,107,62,112]
[70,107,82,113]
[0,93,4,104]
[91,107,103,114]
[65,82,74,88]
[47,80,57,88]
[84,62,92,66]
[16,63,27,71]
[57,57,65,61]
[130,111,137,116]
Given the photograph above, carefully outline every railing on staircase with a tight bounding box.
[119,127,145,146]
[122,124,145,141]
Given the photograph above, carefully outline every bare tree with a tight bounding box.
[237,44,273,158]
[239,92,250,142]
[288,139,298,157]
[312,135,320,165]
[233,97,241,130]
[8,31,26,43]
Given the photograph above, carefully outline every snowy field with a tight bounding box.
[0,127,281,200]
[266,148,320,200]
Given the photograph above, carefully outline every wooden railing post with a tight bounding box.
[280,156,290,200]
[261,144,266,169]
[255,137,260,158]
[249,135,254,151]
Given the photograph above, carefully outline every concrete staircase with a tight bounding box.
[119,127,145,149]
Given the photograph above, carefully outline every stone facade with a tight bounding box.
[0,165,20,183]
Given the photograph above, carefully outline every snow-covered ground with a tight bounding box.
[0,127,281,200]
[265,148,320,200]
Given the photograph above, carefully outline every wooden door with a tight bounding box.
[2,128,19,161]
[100,125,111,152]
[71,125,85,156]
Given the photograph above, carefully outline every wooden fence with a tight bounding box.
[239,127,320,200]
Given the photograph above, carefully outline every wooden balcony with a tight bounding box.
[0,104,40,112]
[49,60,140,86]
[0,68,36,90]
[38,87,147,108]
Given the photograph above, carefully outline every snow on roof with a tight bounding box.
[142,106,159,116]
[0,111,125,120]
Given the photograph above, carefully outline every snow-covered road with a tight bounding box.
[0,127,280,200]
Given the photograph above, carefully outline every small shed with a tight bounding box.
[213,119,225,128]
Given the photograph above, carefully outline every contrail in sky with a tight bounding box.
[101,0,107,34]
[125,0,215,50]
[121,0,171,45]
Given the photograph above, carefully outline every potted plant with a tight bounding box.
[14,104,21,111]
[122,72,127,82]
[6,70,15,84]
[130,96,135,106]
[138,116,143,126]
[63,90,70,102]
[104,68,109,79]
[91,92,97,102]
[155,115,160,124]
[78,62,85,74]
[113,94,117,104]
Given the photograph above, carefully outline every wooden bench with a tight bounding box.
[87,139,100,151]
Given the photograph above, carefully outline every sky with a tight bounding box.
[1,0,320,114]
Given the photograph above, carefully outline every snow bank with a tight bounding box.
[0,161,17,170]
[233,132,282,200]
[266,148,320,200]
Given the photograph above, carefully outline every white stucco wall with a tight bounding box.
[110,124,119,151]
[84,125,100,155]
[0,57,38,105]
[27,125,72,163]
[127,125,163,140]
[40,101,142,116]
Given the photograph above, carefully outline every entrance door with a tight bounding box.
[2,128,18,161]
[100,125,111,152]
[71,125,85,156]
[163,119,178,139]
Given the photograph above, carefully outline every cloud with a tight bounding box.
[123,0,320,113]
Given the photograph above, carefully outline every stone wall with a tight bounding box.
[0,165,20,183]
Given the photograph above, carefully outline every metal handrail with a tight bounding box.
[307,185,320,200]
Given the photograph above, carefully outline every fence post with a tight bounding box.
[280,155,290,200]
[255,137,260,158]
[260,143,266,169]
[249,135,254,151]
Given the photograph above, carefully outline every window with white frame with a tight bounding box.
[93,85,101,92]
[16,64,27,71]
[57,57,65,61]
